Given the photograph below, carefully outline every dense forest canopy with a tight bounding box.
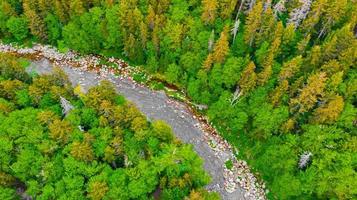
[0,0,356,199]
[0,54,219,200]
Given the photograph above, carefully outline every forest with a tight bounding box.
[0,0,356,199]
[0,53,219,199]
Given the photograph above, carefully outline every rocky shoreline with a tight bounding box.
[0,42,267,200]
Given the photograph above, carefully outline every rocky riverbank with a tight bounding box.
[0,42,267,200]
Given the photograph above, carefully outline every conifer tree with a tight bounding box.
[71,141,94,162]
[312,95,344,124]
[201,0,218,24]
[48,119,73,144]
[152,16,161,54]
[281,23,296,56]
[202,53,214,71]
[155,0,171,14]
[218,0,237,19]
[296,34,310,54]
[87,181,109,200]
[290,72,327,113]
[37,0,51,17]
[239,61,257,94]
[256,6,276,46]
[270,79,289,106]
[124,33,137,60]
[279,55,303,81]
[69,0,85,18]
[307,45,322,69]
[54,0,68,23]
[280,118,295,133]
[140,21,148,48]
[22,1,47,40]
[212,26,229,63]
[147,5,156,30]
[317,0,348,38]
[244,1,263,46]
[258,22,283,85]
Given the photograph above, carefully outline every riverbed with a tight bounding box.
[1,43,266,200]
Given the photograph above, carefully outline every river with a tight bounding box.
[1,43,266,200]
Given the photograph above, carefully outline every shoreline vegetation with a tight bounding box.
[0,0,356,199]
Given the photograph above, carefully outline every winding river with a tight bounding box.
[1,43,266,200]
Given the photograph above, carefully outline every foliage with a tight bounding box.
[0,0,356,199]
[5,16,28,42]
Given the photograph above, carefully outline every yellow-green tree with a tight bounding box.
[244,1,263,46]
[280,118,296,134]
[87,181,109,200]
[22,1,47,40]
[69,0,86,18]
[296,34,311,54]
[290,72,327,113]
[307,45,322,69]
[218,0,237,19]
[49,119,73,144]
[239,61,257,94]
[202,53,214,71]
[312,95,345,124]
[270,80,289,107]
[255,6,276,46]
[71,141,94,162]
[54,0,68,23]
[279,55,303,81]
[258,22,283,85]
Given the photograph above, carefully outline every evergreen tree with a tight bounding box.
[22,1,47,41]
[212,26,230,63]
[290,72,327,113]
[239,61,257,94]
[218,0,237,19]
[201,0,218,24]
[244,1,263,46]
[312,95,345,124]
[279,56,303,81]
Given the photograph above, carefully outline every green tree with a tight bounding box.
[6,16,29,41]
[165,63,181,84]
[152,120,174,142]
[45,14,62,45]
